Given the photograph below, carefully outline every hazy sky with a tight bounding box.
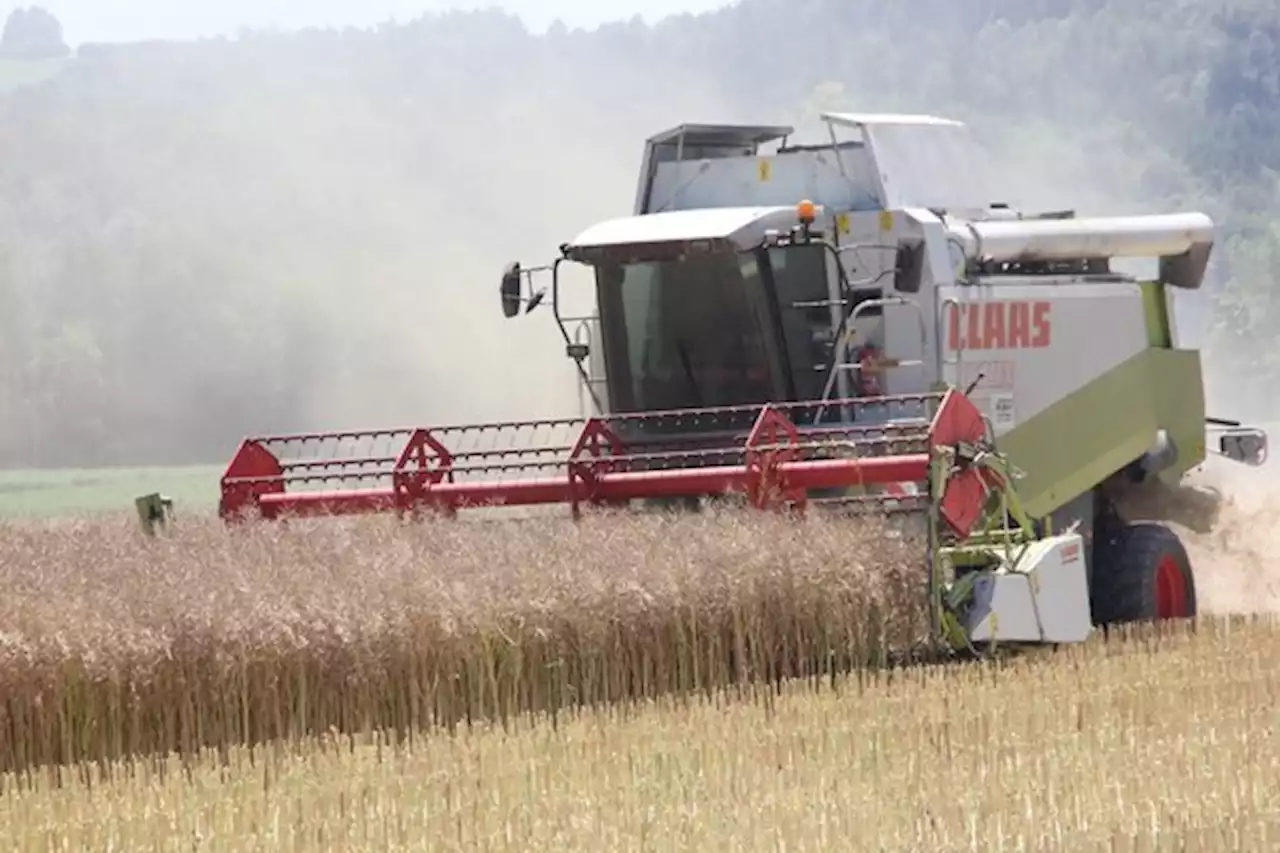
[28,1,733,45]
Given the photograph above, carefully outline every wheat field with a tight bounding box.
[2,617,1279,851]
[0,510,927,774]
[3,502,1280,850]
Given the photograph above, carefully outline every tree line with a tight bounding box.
[0,0,1276,467]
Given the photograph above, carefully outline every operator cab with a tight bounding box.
[588,204,881,427]
[587,219,846,416]
[499,200,918,446]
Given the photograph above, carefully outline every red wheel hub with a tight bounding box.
[1154,554,1190,619]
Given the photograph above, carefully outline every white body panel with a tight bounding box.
[964,534,1094,644]
[936,279,1151,437]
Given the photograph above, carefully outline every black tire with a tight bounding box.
[1089,521,1197,626]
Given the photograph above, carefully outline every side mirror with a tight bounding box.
[1219,428,1268,467]
[892,238,926,294]
[501,262,522,319]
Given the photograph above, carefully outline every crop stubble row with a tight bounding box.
[4,615,1280,851]
[0,508,927,773]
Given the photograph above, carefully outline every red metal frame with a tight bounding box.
[219,390,992,532]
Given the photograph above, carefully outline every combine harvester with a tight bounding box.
[209,112,1268,655]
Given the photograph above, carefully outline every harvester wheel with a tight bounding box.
[1090,521,1197,626]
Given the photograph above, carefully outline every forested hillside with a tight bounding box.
[0,0,1277,467]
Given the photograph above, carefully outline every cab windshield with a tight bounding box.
[593,243,832,420]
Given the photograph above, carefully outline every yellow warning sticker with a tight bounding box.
[878,210,894,232]
[758,158,772,182]
[836,213,850,234]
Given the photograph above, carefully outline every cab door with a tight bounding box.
[757,241,835,404]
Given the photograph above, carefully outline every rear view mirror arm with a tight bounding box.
[550,257,608,416]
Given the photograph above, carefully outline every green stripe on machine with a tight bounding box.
[993,348,1205,520]
[1139,281,1172,348]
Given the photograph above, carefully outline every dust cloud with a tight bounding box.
[274,60,753,433]
[1177,454,1280,614]
[1113,436,1280,615]
[0,35,759,468]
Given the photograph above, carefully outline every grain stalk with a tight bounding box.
[0,507,927,774]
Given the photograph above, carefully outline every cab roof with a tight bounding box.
[563,205,803,263]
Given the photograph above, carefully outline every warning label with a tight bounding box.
[989,393,1016,431]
